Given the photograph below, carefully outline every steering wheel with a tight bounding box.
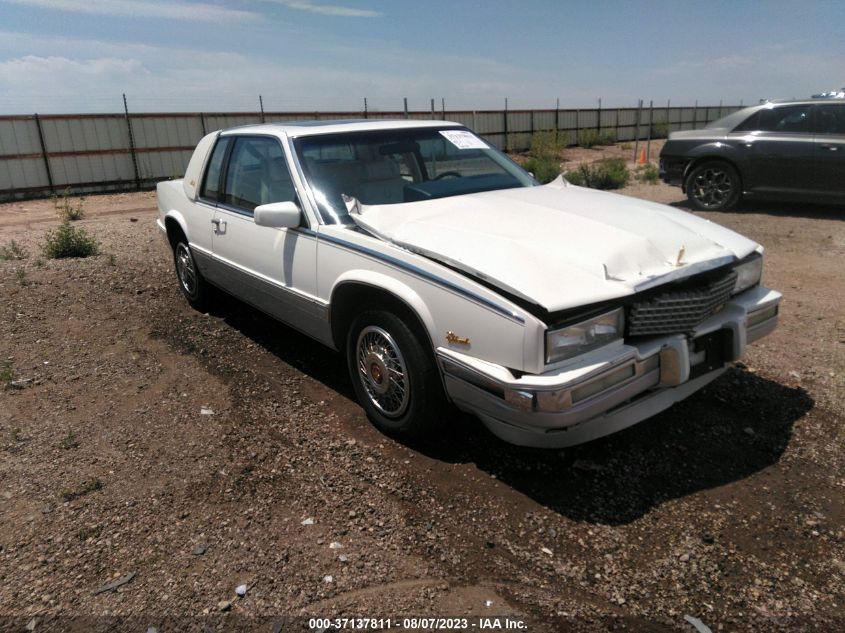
[433,171,463,180]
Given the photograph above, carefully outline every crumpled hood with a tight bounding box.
[349,180,758,312]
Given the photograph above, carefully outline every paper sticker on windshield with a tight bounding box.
[439,130,488,150]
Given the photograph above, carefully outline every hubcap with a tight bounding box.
[175,243,197,296]
[356,326,409,418]
[691,167,734,208]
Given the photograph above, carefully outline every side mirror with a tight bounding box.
[254,201,301,228]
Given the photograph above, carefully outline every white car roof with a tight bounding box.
[220,118,463,137]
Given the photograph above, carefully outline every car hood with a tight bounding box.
[348,178,758,313]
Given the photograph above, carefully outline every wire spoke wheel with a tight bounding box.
[356,325,410,418]
[175,243,197,296]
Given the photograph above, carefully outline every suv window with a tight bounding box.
[223,136,296,213]
[816,105,845,135]
[200,136,231,201]
[759,105,813,134]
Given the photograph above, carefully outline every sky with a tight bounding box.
[0,0,843,114]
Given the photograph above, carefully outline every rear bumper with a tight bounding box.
[438,286,781,448]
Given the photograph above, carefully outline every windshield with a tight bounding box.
[293,127,536,223]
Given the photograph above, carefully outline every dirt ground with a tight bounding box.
[1,155,844,632]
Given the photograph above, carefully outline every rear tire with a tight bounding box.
[685,160,741,211]
[172,239,210,311]
[346,310,445,441]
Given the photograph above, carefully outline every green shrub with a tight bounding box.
[636,163,659,184]
[651,121,670,138]
[42,222,99,259]
[0,240,27,261]
[577,129,616,148]
[523,157,561,184]
[565,158,630,190]
[529,130,565,160]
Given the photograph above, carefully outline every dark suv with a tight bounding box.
[660,100,845,210]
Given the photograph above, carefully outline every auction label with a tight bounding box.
[438,130,489,150]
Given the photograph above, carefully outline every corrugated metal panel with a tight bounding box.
[0,118,42,156]
[50,152,135,185]
[133,116,203,149]
[0,156,46,190]
[136,149,194,180]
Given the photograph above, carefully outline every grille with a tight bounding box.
[627,271,737,336]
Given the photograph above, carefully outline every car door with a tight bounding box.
[814,103,845,198]
[736,104,817,196]
[210,134,323,337]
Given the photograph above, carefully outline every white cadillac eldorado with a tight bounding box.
[156,120,781,447]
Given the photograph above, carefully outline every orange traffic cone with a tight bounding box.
[638,148,647,164]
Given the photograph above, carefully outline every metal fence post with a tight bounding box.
[199,112,206,135]
[259,95,265,123]
[693,100,698,130]
[615,108,620,140]
[430,98,435,120]
[403,97,408,119]
[123,93,141,190]
[646,100,653,161]
[503,97,508,152]
[597,97,602,134]
[666,99,671,135]
[575,109,580,145]
[441,98,445,120]
[555,98,559,136]
[363,97,368,119]
[633,99,642,162]
[718,99,723,119]
[33,113,55,195]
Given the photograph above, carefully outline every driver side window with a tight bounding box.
[223,137,297,214]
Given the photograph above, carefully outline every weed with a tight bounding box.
[620,142,632,150]
[76,525,102,541]
[530,130,566,160]
[11,427,23,442]
[42,222,99,259]
[107,253,117,266]
[33,257,45,268]
[61,478,103,502]
[60,431,79,450]
[0,240,27,261]
[565,158,630,190]
[636,163,660,184]
[15,268,29,286]
[0,360,12,385]
[578,129,617,149]
[52,189,85,221]
[523,157,561,184]
[651,121,670,138]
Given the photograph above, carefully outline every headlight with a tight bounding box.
[545,308,624,364]
[733,254,763,295]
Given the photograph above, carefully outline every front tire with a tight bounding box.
[685,160,741,211]
[173,240,210,311]
[346,310,445,441]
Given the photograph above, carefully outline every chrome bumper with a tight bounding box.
[438,286,781,448]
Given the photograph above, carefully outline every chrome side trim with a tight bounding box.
[311,230,526,325]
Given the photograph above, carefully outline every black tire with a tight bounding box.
[346,309,445,441]
[685,160,742,211]
[172,238,210,311]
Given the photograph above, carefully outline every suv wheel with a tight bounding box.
[346,310,445,441]
[173,239,210,311]
[685,160,741,211]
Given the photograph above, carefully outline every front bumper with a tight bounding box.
[659,156,688,187]
[438,286,781,448]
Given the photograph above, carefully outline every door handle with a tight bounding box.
[211,218,227,233]
[820,143,839,151]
